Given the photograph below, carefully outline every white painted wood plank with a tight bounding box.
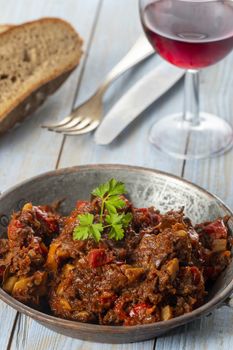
[58,0,184,176]
[10,314,154,350]
[156,52,233,349]
[0,303,17,349]
[156,307,233,350]
[3,0,231,348]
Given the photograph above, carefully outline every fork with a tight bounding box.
[42,36,154,135]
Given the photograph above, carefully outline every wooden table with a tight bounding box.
[1,0,233,349]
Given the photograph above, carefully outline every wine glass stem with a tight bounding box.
[183,69,200,126]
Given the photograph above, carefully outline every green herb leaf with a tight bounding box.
[108,224,124,241]
[105,213,132,240]
[91,178,126,199]
[74,179,132,242]
[91,181,110,199]
[79,213,94,226]
[121,212,133,227]
[105,213,124,225]
[106,212,133,227]
[73,226,89,240]
[108,179,127,196]
[90,223,103,242]
[73,213,103,242]
[105,195,125,214]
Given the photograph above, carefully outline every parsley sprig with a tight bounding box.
[92,178,126,221]
[73,179,132,242]
[73,213,103,242]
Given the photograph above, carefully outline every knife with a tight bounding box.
[94,62,184,145]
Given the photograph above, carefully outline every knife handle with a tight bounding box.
[98,36,154,94]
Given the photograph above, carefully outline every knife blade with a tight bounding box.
[94,62,184,145]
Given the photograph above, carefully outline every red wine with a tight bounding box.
[141,0,233,69]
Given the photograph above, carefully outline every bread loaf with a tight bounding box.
[0,18,83,134]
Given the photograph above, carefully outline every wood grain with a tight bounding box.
[0,303,18,350]
[10,314,155,350]
[0,0,232,349]
[156,307,233,350]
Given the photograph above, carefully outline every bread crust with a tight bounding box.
[0,70,74,134]
[0,24,13,33]
[0,18,83,132]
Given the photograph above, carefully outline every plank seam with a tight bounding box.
[181,159,187,178]
[6,312,19,350]
[55,0,103,170]
[181,130,191,177]
[153,338,157,350]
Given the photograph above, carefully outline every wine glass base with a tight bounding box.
[149,113,233,160]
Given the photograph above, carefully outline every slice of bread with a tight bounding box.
[0,18,83,134]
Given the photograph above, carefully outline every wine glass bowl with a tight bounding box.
[139,0,233,159]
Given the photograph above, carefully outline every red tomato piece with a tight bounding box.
[34,207,58,232]
[190,266,201,284]
[203,219,227,239]
[88,248,109,268]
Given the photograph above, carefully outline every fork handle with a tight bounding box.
[98,36,154,94]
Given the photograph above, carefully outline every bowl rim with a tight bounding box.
[0,163,232,332]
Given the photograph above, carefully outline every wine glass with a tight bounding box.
[139,0,233,159]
